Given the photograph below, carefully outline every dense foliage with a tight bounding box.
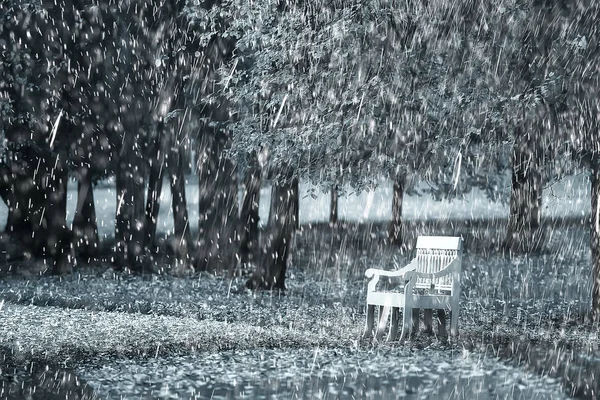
[1,0,600,309]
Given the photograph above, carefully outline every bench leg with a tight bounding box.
[388,307,400,341]
[437,309,447,337]
[450,308,459,337]
[398,305,412,341]
[411,308,420,337]
[376,306,391,340]
[363,305,376,338]
[423,309,433,334]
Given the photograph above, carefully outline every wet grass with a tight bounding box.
[0,216,597,398]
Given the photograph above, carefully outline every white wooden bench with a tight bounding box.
[364,236,462,341]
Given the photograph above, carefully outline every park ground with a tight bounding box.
[0,174,599,399]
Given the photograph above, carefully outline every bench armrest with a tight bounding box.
[365,260,418,292]
[365,259,418,279]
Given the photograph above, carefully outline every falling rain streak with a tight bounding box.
[0,0,599,399]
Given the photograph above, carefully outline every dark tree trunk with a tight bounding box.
[37,151,71,275]
[73,171,99,260]
[247,174,297,290]
[292,178,299,229]
[170,150,191,242]
[144,134,167,252]
[591,159,600,320]
[3,176,29,237]
[194,131,239,272]
[389,178,404,246]
[115,151,146,271]
[5,163,36,239]
[268,179,298,228]
[504,129,543,253]
[268,184,279,227]
[168,149,192,268]
[0,165,13,216]
[329,185,338,226]
[239,155,262,270]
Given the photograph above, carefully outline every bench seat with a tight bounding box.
[364,236,462,341]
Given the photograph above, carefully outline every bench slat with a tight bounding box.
[416,236,462,250]
[364,235,462,341]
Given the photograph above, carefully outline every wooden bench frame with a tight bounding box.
[364,236,462,341]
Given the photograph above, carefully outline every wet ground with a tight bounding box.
[0,219,597,399]
[79,348,566,399]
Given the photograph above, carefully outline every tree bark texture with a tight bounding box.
[194,131,239,272]
[504,128,543,254]
[239,156,262,270]
[292,178,299,229]
[389,178,404,246]
[34,150,72,275]
[169,149,191,242]
[246,175,298,290]
[591,159,600,320]
[2,166,30,237]
[144,133,167,252]
[72,171,99,260]
[115,148,146,270]
[167,148,192,267]
[268,178,299,229]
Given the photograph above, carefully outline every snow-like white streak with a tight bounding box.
[309,347,319,375]
[356,93,365,123]
[271,94,288,129]
[223,59,238,90]
[50,153,60,180]
[32,158,42,181]
[49,109,63,149]
[362,189,374,221]
[179,219,189,247]
[116,191,125,216]
[453,151,462,190]
[596,191,600,233]
[176,108,189,143]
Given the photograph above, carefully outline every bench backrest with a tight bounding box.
[414,236,462,292]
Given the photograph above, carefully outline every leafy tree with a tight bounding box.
[548,0,600,318]
[182,0,241,273]
[0,0,190,272]
[0,0,82,272]
[213,0,503,286]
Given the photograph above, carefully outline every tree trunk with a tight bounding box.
[170,150,191,242]
[504,129,543,253]
[268,179,298,229]
[247,174,297,290]
[38,151,71,275]
[389,178,404,246]
[115,151,146,271]
[0,165,16,231]
[194,131,238,272]
[239,155,262,271]
[329,185,338,226]
[3,179,29,237]
[292,178,299,229]
[168,149,192,268]
[73,171,99,260]
[4,164,36,239]
[591,159,600,320]
[144,134,167,252]
[268,184,279,228]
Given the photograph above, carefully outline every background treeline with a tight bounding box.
[0,0,599,312]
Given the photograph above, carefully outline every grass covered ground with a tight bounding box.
[0,216,598,398]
